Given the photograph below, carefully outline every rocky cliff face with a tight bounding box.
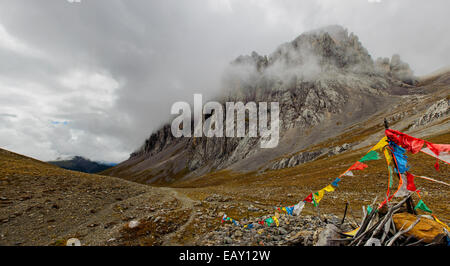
[106,25,428,184]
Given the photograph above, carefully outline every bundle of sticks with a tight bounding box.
[334,193,449,246]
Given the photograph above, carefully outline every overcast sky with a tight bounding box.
[0,0,449,163]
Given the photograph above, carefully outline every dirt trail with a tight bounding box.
[159,188,199,245]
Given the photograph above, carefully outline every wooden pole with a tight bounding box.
[384,118,390,129]
[341,202,348,226]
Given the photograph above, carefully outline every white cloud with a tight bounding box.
[0,23,42,57]
[59,70,120,109]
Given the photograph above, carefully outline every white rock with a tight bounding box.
[128,220,140,229]
[66,238,81,246]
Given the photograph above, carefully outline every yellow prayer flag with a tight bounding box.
[315,189,325,203]
[323,185,335,192]
[273,216,279,227]
[370,136,388,151]
[384,149,392,165]
[343,227,360,237]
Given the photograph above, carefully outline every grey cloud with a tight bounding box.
[0,0,448,162]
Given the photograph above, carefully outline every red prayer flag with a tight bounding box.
[385,129,425,154]
[349,161,368,171]
[406,172,417,191]
[425,142,450,156]
[303,193,313,203]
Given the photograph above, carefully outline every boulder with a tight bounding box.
[393,213,447,243]
[314,224,341,246]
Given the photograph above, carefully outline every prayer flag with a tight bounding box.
[370,137,389,151]
[323,185,335,192]
[343,171,354,177]
[406,172,417,191]
[293,201,305,216]
[314,190,325,203]
[414,200,432,213]
[359,150,381,163]
[385,129,425,154]
[303,193,313,203]
[273,216,279,227]
[331,177,341,187]
[349,161,368,171]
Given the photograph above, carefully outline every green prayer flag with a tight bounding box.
[367,205,373,214]
[265,218,274,226]
[414,200,432,213]
[388,165,393,188]
[312,193,318,207]
[359,150,381,163]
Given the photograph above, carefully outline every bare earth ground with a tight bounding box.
[0,149,198,245]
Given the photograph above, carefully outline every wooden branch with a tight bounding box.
[390,217,397,235]
[341,202,348,226]
[406,238,423,246]
[401,235,415,246]
[350,211,381,246]
[354,207,376,239]
[370,210,392,241]
[380,217,392,244]
[343,193,413,246]
[347,201,360,227]
[386,217,421,246]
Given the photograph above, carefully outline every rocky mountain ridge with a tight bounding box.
[102,25,448,186]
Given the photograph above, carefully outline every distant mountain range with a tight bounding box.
[48,156,116,174]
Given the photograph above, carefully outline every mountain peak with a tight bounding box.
[48,156,115,174]
[230,25,417,86]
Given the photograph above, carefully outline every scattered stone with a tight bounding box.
[278,228,288,235]
[66,238,81,246]
[234,230,243,238]
[248,205,260,212]
[128,220,140,229]
[315,224,340,246]
[223,237,232,244]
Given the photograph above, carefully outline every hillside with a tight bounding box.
[0,148,198,246]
